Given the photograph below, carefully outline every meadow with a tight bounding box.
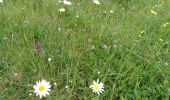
[0,0,170,99]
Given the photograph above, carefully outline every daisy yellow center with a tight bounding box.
[93,84,100,90]
[39,85,45,91]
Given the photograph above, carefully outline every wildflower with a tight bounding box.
[59,8,66,12]
[54,82,57,86]
[110,10,114,13]
[29,93,32,96]
[151,10,157,15]
[98,71,100,74]
[112,44,117,48]
[63,0,72,5]
[33,79,51,99]
[59,0,63,3]
[89,79,104,95]
[0,0,3,3]
[35,42,42,53]
[3,36,8,40]
[140,30,145,33]
[91,45,95,49]
[165,62,168,66]
[93,0,100,5]
[101,44,108,49]
[76,14,79,18]
[14,73,19,76]
[65,85,68,88]
[163,22,169,27]
[47,58,52,62]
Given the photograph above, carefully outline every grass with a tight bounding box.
[0,0,170,99]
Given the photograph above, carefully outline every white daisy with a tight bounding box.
[89,79,104,95]
[93,0,100,5]
[33,79,51,99]
[0,0,3,3]
[63,0,72,5]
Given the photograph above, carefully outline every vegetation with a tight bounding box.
[0,0,170,99]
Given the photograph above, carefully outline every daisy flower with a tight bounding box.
[33,79,51,99]
[0,0,3,3]
[89,79,104,95]
[93,0,100,5]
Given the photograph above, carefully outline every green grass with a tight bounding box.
[0,0,170,99]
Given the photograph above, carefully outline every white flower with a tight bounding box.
[29,93,32,96]
[54,82,57,86]
[76,14,79,18]
[59,0,63,3]
[65,85,68,88]
[93,0,100,5]
[110,10,114,13]
[151,10,157,15]
[59,8,66,12]
[0,0,3,3]
[48,58,52,62]
[63,0,72,5]
[33,79,51,99]
[163,22,169,27]
[89,79,104,95]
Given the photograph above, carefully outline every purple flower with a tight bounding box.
[34,42,42,53]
